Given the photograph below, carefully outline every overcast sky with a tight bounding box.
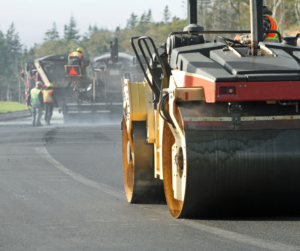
[0,0,186,49]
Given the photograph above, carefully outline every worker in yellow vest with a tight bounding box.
[234,0,282,43]
[42,83,58,125]
[68,47,89,75]
[26,81,44,126]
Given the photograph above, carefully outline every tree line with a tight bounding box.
[0,23,22,102]
[1,0,299,102]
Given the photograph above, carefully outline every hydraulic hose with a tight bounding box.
[158,93,175,127]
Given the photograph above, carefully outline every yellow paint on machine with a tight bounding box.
[123,80,147,121]
[129,82,147,121]
[174,88,205,101]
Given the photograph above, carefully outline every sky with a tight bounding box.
[0,0,186,49]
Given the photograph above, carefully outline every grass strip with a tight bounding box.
[0,102,28,113]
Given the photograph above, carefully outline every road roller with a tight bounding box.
[122,0,300,218]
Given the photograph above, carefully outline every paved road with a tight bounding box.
[0,111,300,251]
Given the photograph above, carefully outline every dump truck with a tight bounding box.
[122,0,300,218]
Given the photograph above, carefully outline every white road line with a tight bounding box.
[35,147,125,200]
[181,220,299,251]
[36,146,300,251]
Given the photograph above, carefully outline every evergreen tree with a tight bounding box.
[139,9,152,25]
[83,24,103,40]
[172,16,180,22]
[4,23,22,101]
[64,14,80,41]
[6,23,22,55]
[44,22,59,41]
[163,5,171,23]
[145,9,153,23]
[137,12,148,33]
[0,29,7,94]
[139,12,147,26]
[126,12,138,30]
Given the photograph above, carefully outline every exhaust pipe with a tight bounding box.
[250,0,263,55]
[188,0,197,24]
[110,38,119,63]
[184,0,204,32]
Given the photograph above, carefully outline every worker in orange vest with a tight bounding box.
[234,0,282,43]
[68,47,89,75]
[42,83,58,125]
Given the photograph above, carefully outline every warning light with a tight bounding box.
[30,77,32,80]
[28,81,30,84]
[69,67,78,75]
[22,78,25,81]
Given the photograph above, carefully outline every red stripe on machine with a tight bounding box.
[172,70,300,102]
[216,81,300,101]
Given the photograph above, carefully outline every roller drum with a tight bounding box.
[182,129,300,217]
[163,103,300,218]
[122,118,165,203]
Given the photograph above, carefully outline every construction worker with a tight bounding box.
[68,47,89,75]
[42,83,58,125]
[27,81,44,126]
[234,0,282,44]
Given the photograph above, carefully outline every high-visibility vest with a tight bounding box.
[70,51,83,59]
[42,89,54,103]
[264,15,283,42]
[31,88,41,106]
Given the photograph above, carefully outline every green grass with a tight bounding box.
[0,102,28,113]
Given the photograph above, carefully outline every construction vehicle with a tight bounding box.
[92,38,139,114]
[34,54,97,121]
[33,40,140,122]
[62,52,98,120]
[122,0,300,218]
[34,54,72,107]
[23,62,37,99]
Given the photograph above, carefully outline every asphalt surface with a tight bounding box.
[0,110,300,251]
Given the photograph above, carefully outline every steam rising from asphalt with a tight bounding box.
[0,109,122,127]
[63,113,122,126]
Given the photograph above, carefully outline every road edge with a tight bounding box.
[0,110,31,121]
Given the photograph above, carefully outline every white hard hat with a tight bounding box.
[263,0,268,7]
[36,81,43,86]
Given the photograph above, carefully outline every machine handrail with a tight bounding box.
[130,36,167,104]
[130,36,157,98]
[137,38,161,97]
[168,30,251,38]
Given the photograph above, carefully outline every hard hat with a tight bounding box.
[77,47,84,53]
[263,0,268,7]
[36,81,43,86]
[47,83,54,87]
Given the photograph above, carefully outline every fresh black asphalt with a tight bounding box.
[0,112,299,251]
